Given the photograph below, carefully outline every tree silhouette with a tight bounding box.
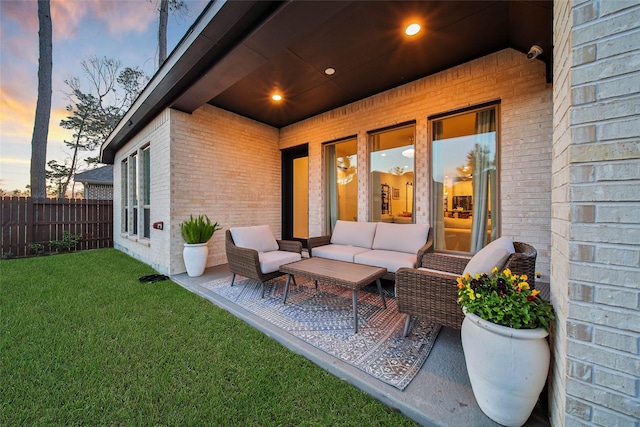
[29,0,52,199]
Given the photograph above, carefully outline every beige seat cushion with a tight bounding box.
[354,250,417,273]
[259,250,301,274]
[230,225,279,253]
[372,222,430,254]
[330,220,378,249]
[463,236,515,276]
[312,244,371,263]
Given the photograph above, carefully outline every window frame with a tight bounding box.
[324,136,359,232]
[121,144,151,241]
[367,123,416,223]
[429,102,501,254]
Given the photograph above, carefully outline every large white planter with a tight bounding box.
[461,311,550,427]
[183,243,209,277]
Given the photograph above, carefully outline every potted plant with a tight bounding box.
[180,215,221,277]
[457,267,555,427]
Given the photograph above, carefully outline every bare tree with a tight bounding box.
[156,0,187,67]
[48,57,146,198]
[29,0,52,199]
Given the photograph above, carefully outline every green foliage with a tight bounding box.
[49,231,82,253]
[0,249,416,426]
[180,214,221,244]
[457,268,555,331]
[27,243,45,256]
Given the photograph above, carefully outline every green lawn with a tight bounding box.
[1,249,417,426]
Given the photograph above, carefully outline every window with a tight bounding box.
[121,159,128,233]
[142,146,151,239]
[431,106,498,253]
[121,145,151,240]
[131,153,138,236]
[325,137,358,230]
[369,125,415,223]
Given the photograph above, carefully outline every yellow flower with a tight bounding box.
[503,268,512,277]
[492,266,499,274]
[467,288,475,300]
[531,289,540,297]
[520,281,530,290]
[520,274,528,281]
[464,272,471,281]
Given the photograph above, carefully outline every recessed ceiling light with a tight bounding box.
[405,23,421,36]
[272,94,283,101]
[325,67,335,75]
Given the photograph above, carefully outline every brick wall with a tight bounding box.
[280,48,554,280]
[113,109,172,274]
[555,1,640,425]
[169,105,280,274]
[550,0,573,424]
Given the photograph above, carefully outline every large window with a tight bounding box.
[369,125,415,223]
[431,106,498,253]
[121,145,151,240]
[121,159,129,233]
[142,146,151,239]
[325,138,358,230]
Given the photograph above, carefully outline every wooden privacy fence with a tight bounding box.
[1,197,113,257]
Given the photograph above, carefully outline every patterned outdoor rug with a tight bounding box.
[201,275,441,390]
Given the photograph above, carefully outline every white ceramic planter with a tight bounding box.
[461,311,550,427]
[183,243,209,277]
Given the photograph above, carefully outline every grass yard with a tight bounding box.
[1,249,417,426]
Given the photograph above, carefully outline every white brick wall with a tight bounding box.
[169,105,280,274]
[113,109,172,274]
[280,48,554,280]
[554,1,640,426]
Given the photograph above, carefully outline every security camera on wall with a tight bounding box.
[527,45,543,60]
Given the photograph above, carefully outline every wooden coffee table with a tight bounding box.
[279,257,387,333]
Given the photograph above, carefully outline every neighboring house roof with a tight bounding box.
[100,0,552,164]
[74,165,114,186]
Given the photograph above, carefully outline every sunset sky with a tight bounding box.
[0,0,208,192]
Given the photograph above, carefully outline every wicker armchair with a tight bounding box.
[396,242,537,335]
[225,229,302,297]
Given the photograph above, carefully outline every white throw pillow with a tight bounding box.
[230,225,279,253]
[463,236,515,276]
[330,220,378,249]
[372,222,430,254]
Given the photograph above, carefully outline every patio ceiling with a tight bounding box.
[101,0,552,163]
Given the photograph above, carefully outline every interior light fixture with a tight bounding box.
[405,23,421,36]
[402,148,415,158]
[272,94,283,101]
[325,67,335,75]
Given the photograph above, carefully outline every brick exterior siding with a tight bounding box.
[280,48,554,282]
[112,3,640,422]
[552,1,640,426]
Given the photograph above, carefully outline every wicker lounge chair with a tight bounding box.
[225,227,302,297]
[395,241,537,335]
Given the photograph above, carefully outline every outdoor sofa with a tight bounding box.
[395,236,537,335]
[307,220,432,281]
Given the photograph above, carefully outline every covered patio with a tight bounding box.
[171,264,550,427]
[100,1,640,426]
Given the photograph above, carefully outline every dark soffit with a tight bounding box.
[171,0,553,129]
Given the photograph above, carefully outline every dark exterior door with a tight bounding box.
[282,144,308,246]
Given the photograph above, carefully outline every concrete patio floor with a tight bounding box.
[171,263,550,427]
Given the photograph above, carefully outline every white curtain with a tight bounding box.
[326,145,338,234]
[470,109,496,253]
[432,122,445,250]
